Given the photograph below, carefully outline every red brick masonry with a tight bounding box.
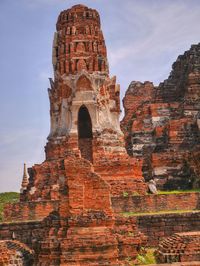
[112,192,200,213]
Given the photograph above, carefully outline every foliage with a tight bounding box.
[135,248,156,265]
[0,192,19,222]
[123,191,129,197]
[132,192,139,196]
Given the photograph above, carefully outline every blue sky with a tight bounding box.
[1,0,200,192]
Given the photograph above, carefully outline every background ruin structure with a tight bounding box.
[122,44,200,190]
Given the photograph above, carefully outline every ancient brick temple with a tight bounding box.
[0,4,147,265]
[1,4,200,266]
[121,44,200,190]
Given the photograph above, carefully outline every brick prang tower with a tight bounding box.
[2,5,146,265]
[44,4,146,196]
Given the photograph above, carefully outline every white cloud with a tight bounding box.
[109,2,200,65]
[106,1,200,89]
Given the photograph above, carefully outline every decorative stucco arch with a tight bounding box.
[76,74,93,91]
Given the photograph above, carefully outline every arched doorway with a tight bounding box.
[78,105,93,162]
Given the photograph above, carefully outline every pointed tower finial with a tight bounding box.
[20,163,29,193]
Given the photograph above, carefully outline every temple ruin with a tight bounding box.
[0,4,200,266]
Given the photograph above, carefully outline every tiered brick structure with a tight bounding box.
[1,4,147,265]
[156,232,200,263]
[122,44,200,189]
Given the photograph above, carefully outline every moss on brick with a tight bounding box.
[122,209,200,217]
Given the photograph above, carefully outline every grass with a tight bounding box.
[0,192,19,222]
[128,189,200,197]
[122,209,200,217]
[157,189,200,195]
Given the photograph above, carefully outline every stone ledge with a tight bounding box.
[112,192,200,213]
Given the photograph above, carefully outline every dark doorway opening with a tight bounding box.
[78,105,93,162]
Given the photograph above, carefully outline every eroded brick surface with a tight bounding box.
[0,240,34,266]
[121,45,200,189]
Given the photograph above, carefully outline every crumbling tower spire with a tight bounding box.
[45,4,146,196]
[20,163,29,193]
[53,4,109,76]
[46,4,121,160]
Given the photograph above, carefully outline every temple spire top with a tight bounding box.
[20,163,29,193]
[53,4,108,76]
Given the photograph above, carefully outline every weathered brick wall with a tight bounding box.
[0,220,44,244]
[136,212,200,246]
[93,146,147,196]
[0,219,46,264]
[2,155,146,265]
[4,200,59,222]
[1,209,199,263]
[0,240,34,266]
[112,192,200,213]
